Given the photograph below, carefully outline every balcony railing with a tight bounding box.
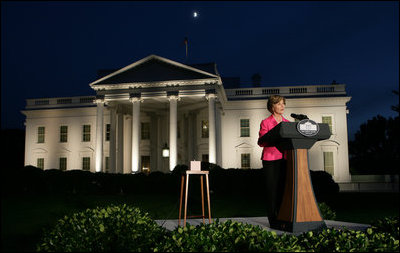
[25,84,346,109]
[26,96,96,109]
[225,84,346,99]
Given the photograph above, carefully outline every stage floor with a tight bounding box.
[155,217,371,235]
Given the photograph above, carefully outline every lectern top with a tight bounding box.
[258,121,331,151]
[278,122,331,140]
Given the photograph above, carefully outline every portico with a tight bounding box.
[91,55,223,173]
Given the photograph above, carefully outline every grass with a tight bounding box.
[323,192,400,224]
[1,192,399,252]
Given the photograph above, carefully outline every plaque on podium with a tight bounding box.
[258,120,331,233]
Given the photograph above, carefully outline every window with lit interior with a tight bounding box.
[240,119,250,137]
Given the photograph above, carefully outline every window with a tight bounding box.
[37,126,45,143]
[241,153,251,169]
[323,152,334,176]
[60,126,68,142]
[322,116,333,134]
[82,125,91,142]
[141,122,150,140]
[37,158,44,169]
[201,120,209,138]
[202,154,209,162]
[80,97,95,103]
[82,157,90,171]
[141,156,150,174]
[59,157,67,171]
[105,157,110,172]
[240,119,250,137]
[35,100,49,105]
[57,98,72,104]
[105,124,110,141]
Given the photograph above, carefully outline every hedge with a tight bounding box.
[37,204,399,252]
[2,164,339,202]
[36,204,166,252]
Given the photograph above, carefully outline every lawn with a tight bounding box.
[1,192,399,252]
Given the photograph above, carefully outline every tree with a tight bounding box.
[349,90,399,175]
[391,90,399,113]
[349,115,399,175]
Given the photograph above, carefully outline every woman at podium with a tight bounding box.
[258,95,290,222]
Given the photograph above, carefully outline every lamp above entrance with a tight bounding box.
[162,143,170,158]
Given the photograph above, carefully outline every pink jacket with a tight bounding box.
[258,115,290,161]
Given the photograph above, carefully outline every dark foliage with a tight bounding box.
[309,170,339,202]
[171,164,189,176]
[2,163,339,202]
[37,204,399,252]
[349,115,399,175]
[0,129,25,169]
[37,204,166,252]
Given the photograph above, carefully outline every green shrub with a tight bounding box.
[155,219,281,252]
[6,164,339,197]
[318,202,336,220]
[36,204,399,252]
[36,204,166,252]
[157,218,399,252]
[171,164,189,176]
[2,165,46,195]
[371,216,399,237]
[309,170,340,201]
[296,227,399,252]
[156,218,399,252]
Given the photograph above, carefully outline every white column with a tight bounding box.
[95,98,104,172]
[169,95,179,171]
[116,111,124,173]
[215,104,222,165]
[207,93,217,164]
[187,112,195,161]
[149,113,158,173]
[109,106,117,173]
[123,116,132,174]
[130,97,141,173]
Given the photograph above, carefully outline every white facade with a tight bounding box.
[22,55,352,183]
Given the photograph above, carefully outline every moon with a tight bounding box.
[193,11,198,18]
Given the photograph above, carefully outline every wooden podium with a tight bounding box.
[258,121,331,233]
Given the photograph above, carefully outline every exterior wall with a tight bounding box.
[156,113,169,173]
[196,108,210,161]
[220,100,267,169]
[22,86,352,183]
[24,107,97,172]
[340,174,399,192]
[287,97,351,183]
[220,97,351,182]
[23,106,162,173]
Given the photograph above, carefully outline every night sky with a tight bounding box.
[1,1,398,140]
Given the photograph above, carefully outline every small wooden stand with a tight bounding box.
[178,170,212,226]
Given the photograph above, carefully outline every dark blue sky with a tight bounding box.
[1,1,398,140]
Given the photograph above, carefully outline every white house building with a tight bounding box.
[22,54,352,183]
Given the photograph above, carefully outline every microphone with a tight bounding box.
[291,113,309,120]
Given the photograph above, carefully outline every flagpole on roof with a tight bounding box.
[184,37,188,63]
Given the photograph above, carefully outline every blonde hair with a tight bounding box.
[267,95,286,113]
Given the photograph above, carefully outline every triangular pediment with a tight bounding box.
[33,148,48,153]
[235,142,254,149]
[90,55,219,87]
